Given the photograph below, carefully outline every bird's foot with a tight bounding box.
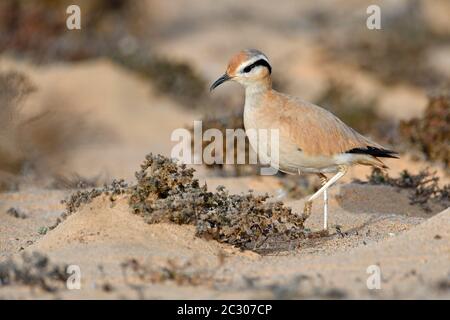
[318,174,328,186]
[302,201,312,221]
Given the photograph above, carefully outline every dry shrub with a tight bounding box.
[0,71,33,190]
[0,70,108,190]
[50,179,128,231]
[400,94,450,169]
[6,207,28,219]
[19,103,103,169]
[62,154,307,252]
[112,52,207,108]
[354,168,449,212]
[121,258,215,287]
[243,275,347,299]
[0,71,35,176]
[0,251,68,292]
[129,154,306,251]
[62,179,128,216]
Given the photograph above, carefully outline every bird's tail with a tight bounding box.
[346,146,399,159]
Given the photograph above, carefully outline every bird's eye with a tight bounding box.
[243,65,252,73]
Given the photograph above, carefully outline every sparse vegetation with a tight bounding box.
[121,258,215,286]
[0,251,68,292]
[400,94,450,169]
[129,154,306,251]
[0,71,35,177]
[243,275,347,299]
[113,52,207,108]
[38,226,48,235]
[354,168,449,212]
[0,70,108,191]
[50,178,128,231]
[61,153,307,252]
[6,207,28,219]
[62,179,128,215]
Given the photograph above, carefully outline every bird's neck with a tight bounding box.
[244,77,272,105]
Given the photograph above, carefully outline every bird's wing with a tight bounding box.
[277,93,383,157]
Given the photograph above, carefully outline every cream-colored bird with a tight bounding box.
[210,49,398,232]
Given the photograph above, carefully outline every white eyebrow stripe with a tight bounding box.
[237,55,269,72]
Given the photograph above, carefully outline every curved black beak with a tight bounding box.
[210,74,230,91]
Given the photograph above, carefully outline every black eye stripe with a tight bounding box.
[242,59,272,74]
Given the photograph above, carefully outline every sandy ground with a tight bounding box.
[0,180,448,299]
[1,0,449,299]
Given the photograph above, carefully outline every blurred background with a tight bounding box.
[0,0,449,191]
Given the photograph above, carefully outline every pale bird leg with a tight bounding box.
[317,173,329,230]
[302,168,347,229]
[323,188,328,230]
[308,170,346,202]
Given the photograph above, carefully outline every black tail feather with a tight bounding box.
[346,146,399,159]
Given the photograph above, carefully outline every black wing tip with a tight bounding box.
[346,146,399,159]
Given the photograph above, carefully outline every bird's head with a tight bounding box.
[210,49,272,91]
